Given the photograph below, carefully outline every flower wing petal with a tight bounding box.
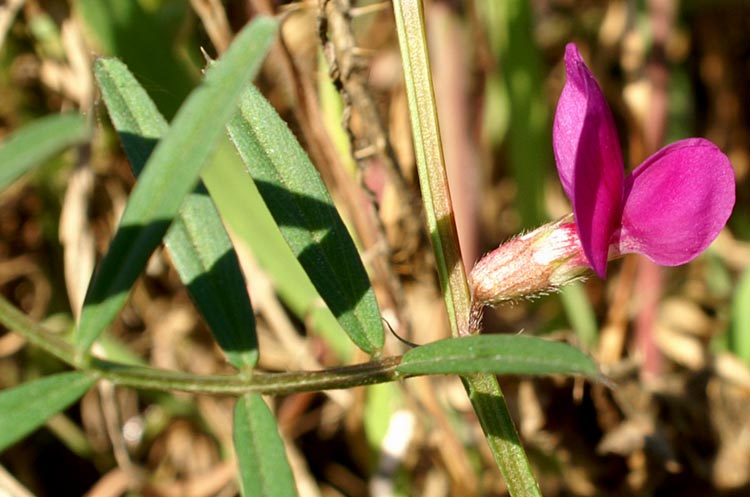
[553,44,624,277]
[617,138,735,265]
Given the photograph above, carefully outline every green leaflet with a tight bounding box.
[75,17,277,355]
[0,113,90,192]
[226,85,384,355]
[201,153,355,362]
[234,394,297,497]
[398,335,599,379]
[0,371,95,451]
[95,56,259,369]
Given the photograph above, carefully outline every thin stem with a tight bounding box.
[93,356,403,395]
[462,374,541,495]
[0,293,407,395]
[0,295,79,366]
[390,1,542,495]
[391,0,470,336]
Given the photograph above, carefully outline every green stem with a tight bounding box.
[92,356,402,395]
[390,1,541,495]
[462,374,541,495]
[0,294,407,394]
[390,0,470,335]
[0,295,78,366]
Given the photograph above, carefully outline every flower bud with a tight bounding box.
[470,216,590,305]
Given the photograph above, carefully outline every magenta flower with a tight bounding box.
[470,43,735,306]
[554,43,735,278]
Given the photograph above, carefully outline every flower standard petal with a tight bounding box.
[616,138,735,265]
[553,44,624,278]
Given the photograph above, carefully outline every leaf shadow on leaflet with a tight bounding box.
[182,246,258,362]
[253,179,373,322]
[113,131,257,362]
[82,219,173,306]
[116,133,213,199]
[83,132,191,301]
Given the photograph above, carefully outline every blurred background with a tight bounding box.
[0,0,748,496]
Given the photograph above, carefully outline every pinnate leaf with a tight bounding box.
[95,56,259,369]
[75,17,277,354]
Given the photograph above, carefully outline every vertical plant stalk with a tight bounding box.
[391,0,542,495]
[390,0,469,335]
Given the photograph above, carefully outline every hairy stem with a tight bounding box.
[93,356,403,395]
[0,294,408,395]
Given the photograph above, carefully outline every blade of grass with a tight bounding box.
[94,57,259,370]
[234,394,297,497]
[0,113,90,192]
[391,1,542,494]
[0,372,96,451]
[363,382,404,449]
[560,284,599,350]
[75,0,197,119]
[74,17,277,357]
[226,85,383,355]
[729,266,750,363]
[45,412,94,458]
[476,0,549,227]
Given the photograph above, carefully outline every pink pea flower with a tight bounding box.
[470,43,735,307]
